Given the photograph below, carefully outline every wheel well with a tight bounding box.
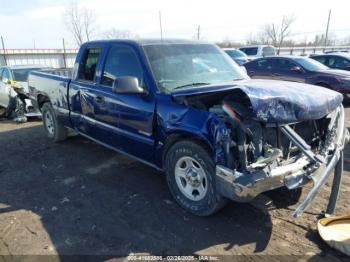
[162,133,213,168]
[37,94,51,110]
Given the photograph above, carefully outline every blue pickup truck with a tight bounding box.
[28,39,347,217]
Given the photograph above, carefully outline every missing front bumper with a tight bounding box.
[216,105,348,217]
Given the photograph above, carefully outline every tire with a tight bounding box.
[165,140,227,216]
[42,103,67,142]
[265,187,303,207]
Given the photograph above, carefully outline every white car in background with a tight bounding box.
[0,65,48,121]
[239,45,276,60]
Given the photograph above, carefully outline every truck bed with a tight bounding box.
[28,69,72,126]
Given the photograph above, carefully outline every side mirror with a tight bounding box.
[291,66,302,73]
[112,76,147,95]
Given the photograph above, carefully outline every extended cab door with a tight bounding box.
[69,45,104,138]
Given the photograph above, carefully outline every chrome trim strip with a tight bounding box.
[80,115,153,146]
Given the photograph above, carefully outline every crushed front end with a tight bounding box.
[174,80,348,217]
[215,104,348,217]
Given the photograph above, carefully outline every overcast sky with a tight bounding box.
[0,0,349,49]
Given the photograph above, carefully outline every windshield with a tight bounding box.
[143,44,247,92]
[12,68,44,81]
[239,47,258,56]
[294,57,329,71]
[225,49,247,58]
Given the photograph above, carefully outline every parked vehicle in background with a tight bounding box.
[244,56,350,101]
[310,53,350,71]
[223,48,250,65]
[28,39,347,217]
[239,45,276,59]
[0,65,48,121]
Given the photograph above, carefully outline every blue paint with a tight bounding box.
[28,40,343,170]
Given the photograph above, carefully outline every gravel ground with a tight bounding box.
[0,108,350,261]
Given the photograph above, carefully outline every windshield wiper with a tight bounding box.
[173,82,210,90]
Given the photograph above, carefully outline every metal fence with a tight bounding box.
[1,45,350,68]
[0,48,78,68]
[278,45,350,55]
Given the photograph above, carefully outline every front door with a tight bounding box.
[95,44,155,162]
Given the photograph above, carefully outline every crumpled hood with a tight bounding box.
[172,79,343,123]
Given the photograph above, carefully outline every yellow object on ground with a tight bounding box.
[318,215,350,256]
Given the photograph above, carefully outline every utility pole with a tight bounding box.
[62,38,67,68]
[159,11,163,41]
[1,36,7,66]
[324,9,331,49]
[197,25,200,40]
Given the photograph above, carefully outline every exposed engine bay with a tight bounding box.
[181,89,329,172]
[175,88,348,217]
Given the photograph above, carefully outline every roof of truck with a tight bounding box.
[85,38,210,46]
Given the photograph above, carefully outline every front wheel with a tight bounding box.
[165,140,227,216]
[42,103,67,142]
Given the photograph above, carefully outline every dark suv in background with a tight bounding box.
[244,56,350,101]
[310,53,350,71]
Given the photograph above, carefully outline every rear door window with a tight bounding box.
[78,47,101,82]
[275,59,297,71]
[334,57,350,68]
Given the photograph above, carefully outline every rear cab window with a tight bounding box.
[77,47,102,82]
[262,47,276,56]
[240,47,258,56]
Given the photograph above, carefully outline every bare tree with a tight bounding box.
[263,15,295,53]
[103,28,137,39]
[64,1,96,46]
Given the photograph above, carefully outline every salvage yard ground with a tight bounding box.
[0,108,350,261]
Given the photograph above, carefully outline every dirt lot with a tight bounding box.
[0,108,350,261]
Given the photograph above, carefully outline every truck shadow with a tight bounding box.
[0,125,273,256]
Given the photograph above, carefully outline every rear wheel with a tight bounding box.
[42,103,67,142]
[165,140,227,216]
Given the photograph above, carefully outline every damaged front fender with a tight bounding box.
[215,105,348,217]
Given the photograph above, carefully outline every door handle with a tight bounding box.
[249,71,255,74]
[95,95,105,104]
